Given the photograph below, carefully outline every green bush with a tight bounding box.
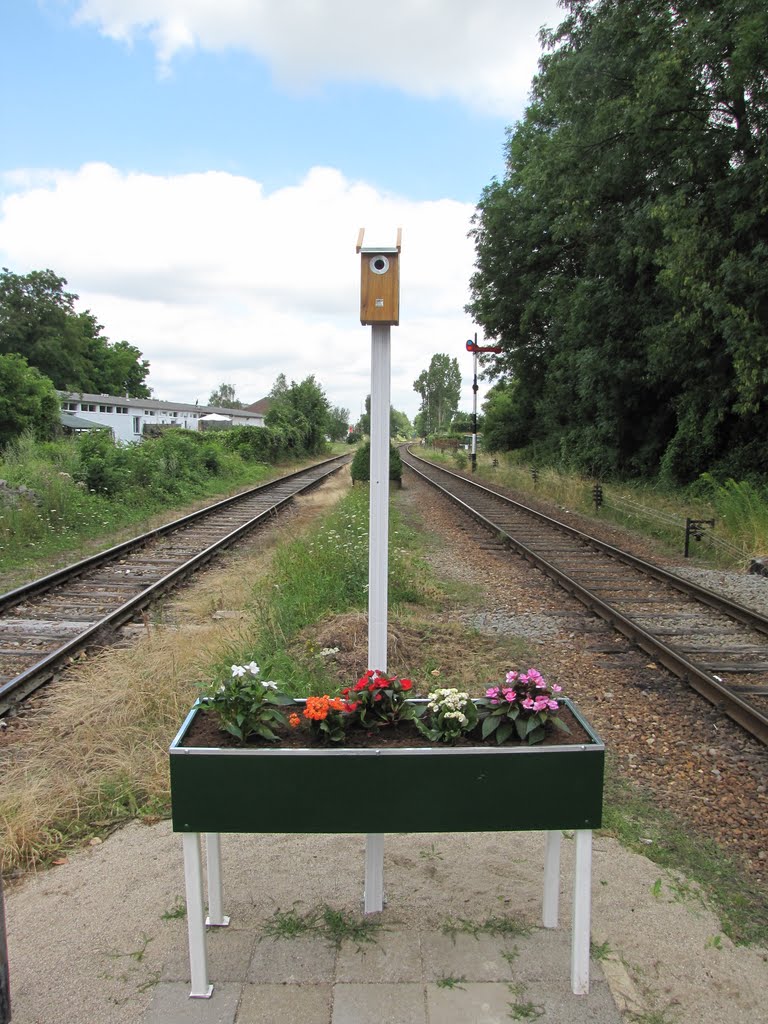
[351,442,402,483]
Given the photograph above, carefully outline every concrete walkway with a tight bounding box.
[144,924,619,1023]
[5,821,767,1023]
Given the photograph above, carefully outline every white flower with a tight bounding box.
[246,661,260,676]
[261,680,278,690]
[231,665,246,677]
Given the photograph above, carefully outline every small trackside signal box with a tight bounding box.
[356,228,401,326]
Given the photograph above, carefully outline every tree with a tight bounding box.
[208,383,243,408]
[390,408,413,439]
[413,354,462,434]
[265,375,331,455]
[328,405,351,442]
[0,353,60,447]
[0,268,151,396]
[467,0,768,481]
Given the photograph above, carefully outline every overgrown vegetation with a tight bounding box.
[0,427,333,573]
[420,446,768,565]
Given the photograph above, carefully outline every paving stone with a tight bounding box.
[335,930,422,983]
[161,927,257,981]
[420,930,522,983]
[425,981,516,1024]
[236,983,333,1023]
[141,981,241,1024]
[331,982,427,1023]
[247,935,337,983]
[520,974,620,1023]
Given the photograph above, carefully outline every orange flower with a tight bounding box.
[288,712,301,728]
[304,695,331,721]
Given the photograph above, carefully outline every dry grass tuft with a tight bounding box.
[292,611,532,694]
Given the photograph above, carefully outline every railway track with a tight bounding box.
[0,454,350,714]
[403,447,768,745]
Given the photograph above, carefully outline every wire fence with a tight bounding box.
[607,492,747,562]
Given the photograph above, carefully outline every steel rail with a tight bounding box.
[0,455,349,713]
[403,447,768,745]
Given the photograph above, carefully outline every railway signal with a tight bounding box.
[465,334,502,472]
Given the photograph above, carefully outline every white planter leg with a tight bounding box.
[571,829,592,996]
[182,833,213,998]
[364,833,384,913]
[204,833,230,927]
[543,830,561,929]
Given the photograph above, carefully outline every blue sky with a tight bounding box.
[0,0,562,419]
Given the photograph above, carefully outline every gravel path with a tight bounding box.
[398,470,768,892]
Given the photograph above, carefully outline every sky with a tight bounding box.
[0,0,563,422]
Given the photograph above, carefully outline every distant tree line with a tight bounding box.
[468,0,768,482]
[0,267,153,446]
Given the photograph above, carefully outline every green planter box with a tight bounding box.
[170,698,604,834]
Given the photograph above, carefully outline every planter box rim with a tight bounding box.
[169,696,605,756]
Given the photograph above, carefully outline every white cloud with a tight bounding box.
[0,162,488,419]
[73,0,562,114]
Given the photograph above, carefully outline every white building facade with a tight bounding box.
[58,391,265,444]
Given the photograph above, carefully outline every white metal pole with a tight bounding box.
[204,833,230,927]
[368,322,391,672]
[571,829,593,995]
[542,830,561,928]
[366,322,391,912]
[182,833,213,998]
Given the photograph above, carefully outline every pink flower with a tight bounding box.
[505,671,518,684]
[547,699,559,710]
[502,688,517,702]
[522,697,534,710]
[534,696,550,711]
[486,686,499,698]
[552,683,563,693]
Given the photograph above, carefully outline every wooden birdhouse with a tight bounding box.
[356,228,401,326]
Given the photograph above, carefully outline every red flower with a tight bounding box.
[400,679,413,690]
[341,687,350,696]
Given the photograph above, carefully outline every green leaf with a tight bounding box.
[550,715,571,734]
[255,724,278,741]
[496,719,515,744]
[482,715,500,738]
[514,717,527,741]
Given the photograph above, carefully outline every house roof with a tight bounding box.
[57,391,264,421]
[246,398,272,415]
[59,412,109,431]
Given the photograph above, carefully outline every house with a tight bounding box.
[57,391,265,444]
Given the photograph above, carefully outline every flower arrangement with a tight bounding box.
[200,664,568,747]
[199,662,294,741]
[340,669,415,728]
[476,669,569,745]
[415,687,478,743]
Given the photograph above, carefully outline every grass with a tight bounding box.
[262,904,382,950]
[418,445,768,567]
[441,914,532,943]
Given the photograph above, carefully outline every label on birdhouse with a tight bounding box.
[375,298,384,307]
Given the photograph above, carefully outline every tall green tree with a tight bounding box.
[208,382,243,408]
[413,354,462,434]
[327,405,351,442]
[467,0,768,481]
[265,374,331,455]
[0,268,151,397]
[0,353,60,447]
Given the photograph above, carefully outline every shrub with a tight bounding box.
[351,442,403,483]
